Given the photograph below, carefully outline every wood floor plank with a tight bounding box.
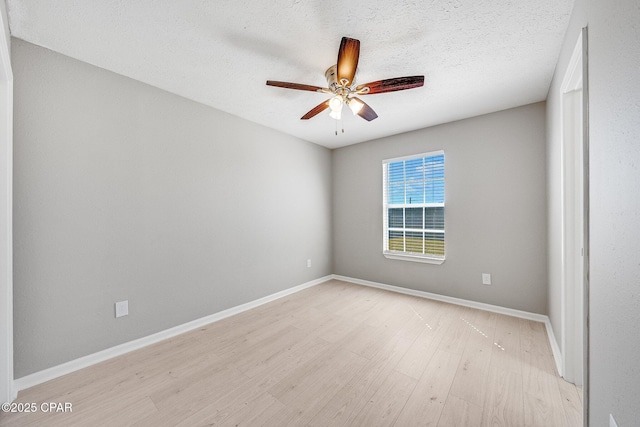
[267,345,369,423]
[230,329,329,379]
[308,333,414,427]
[336,289,394,324]
[63,396,157,427]
[205,315,295,358]
[394,323,443,380]
[393,349,462,427]
[491,314,524,375]
[556,376,583,427]
[438,395,483,427]
[448,336,492,407]
[462,310,497,350]
[174,391,284,427]
[309,280,368,313]
[472,308,498,334]
[136,366,250,425]
[1,281,581,427]
[161,336,329,426]
[338,323,396,361]
[255,405,305,427]
[362,291,412,330]
[436,306,476,355]
[399,297,446,341]
[520,319,568,427]
[405,295,445,319]
[480,365,524,427]
[350,370,417,427]
[296,309,362,344]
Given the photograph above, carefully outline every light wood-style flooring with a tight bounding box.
[1,280,582,426]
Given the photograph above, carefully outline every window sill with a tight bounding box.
[383,252,445,265]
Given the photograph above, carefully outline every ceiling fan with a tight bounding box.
[266,37,424,122]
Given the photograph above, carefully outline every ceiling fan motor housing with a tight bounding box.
[325,65,340,92]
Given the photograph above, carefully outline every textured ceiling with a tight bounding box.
[6,0,575,149]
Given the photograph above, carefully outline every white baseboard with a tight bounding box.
[332,275,547,322]
[13,275,331,393]
[331,274,563,374]
[544,318,564,377]
[14,273,564,394]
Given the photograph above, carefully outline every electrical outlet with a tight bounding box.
[482,273,492,285]
[610,414,619,427]
[307,259,312,268]
[115,300,129,318]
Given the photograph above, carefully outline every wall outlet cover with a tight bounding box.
[115,300,129,318]
[482,273,492,285]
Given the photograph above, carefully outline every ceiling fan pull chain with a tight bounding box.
[335,117,344,135]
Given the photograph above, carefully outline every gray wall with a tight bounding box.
[333,103,548,314]
[12,39,332,378]
[547,0,640,424]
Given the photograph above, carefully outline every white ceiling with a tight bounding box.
[6,0,575,149]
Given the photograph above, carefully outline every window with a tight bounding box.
[383,151,445,264]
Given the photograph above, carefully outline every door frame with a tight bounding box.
[0,3,14,405]
[560,26,589,419]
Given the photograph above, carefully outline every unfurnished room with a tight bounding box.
[0,1,639,426]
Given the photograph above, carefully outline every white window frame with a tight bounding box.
[382,150,445,264]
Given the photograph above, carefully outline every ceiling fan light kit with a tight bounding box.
[347,97,364,115]
[266,37,424,126]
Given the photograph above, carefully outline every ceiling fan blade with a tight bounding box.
[301,99,330,120]
[336,37,360,85]
[356,76,424,94]
[266,80,325,92]
[353,97,378,121]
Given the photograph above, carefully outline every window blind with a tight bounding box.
[383,151,445,260]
